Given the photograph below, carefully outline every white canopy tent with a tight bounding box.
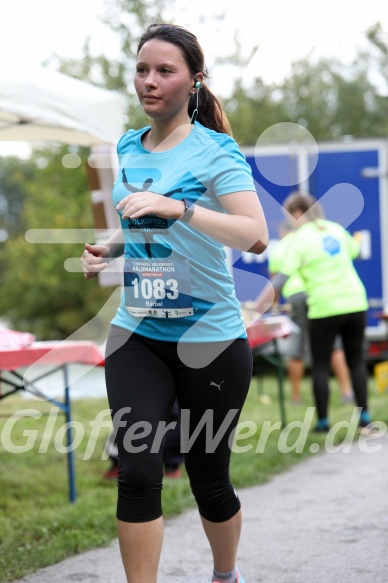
[0,65,125,146]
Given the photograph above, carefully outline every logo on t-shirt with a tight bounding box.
[122,169,184,232]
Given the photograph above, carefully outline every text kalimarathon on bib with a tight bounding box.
[124,257,194,318]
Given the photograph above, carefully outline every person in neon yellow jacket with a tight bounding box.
[254,192,374,434]
[268,223,353,405]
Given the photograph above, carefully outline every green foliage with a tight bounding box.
[0,158,37,280]
[224,78,290,146]
[101,0,168,53]
[226,21,388,145]
[226,46,388,145]
[275,56,388,141]
[45,3,388,144]
[46,0,169,132]
[0,157,36,238]
[0,146,112,339]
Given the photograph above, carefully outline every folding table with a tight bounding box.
[0,339,105,502]
[245,315,293,428]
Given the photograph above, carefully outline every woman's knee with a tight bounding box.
[186,461,239,522]
[116,457,164,522]
[190,475,241,522]
[118,455,162,490]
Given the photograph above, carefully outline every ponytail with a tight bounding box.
[189,83,232,136]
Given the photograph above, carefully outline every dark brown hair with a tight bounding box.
[137,23,232,136]
[283,192,324,222]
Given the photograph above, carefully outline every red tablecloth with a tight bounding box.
[0,340,105,371]
[246,315,293,349]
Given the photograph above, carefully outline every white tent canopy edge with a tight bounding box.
[0,65,126,146]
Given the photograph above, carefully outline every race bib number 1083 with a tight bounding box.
[124,257,194,318]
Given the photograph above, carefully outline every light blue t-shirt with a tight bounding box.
[111,122,257,342]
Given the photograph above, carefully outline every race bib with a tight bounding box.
[124,257,194,318]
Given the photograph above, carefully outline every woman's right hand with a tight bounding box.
[81,242,110,280]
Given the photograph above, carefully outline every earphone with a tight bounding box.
[190,81,202,123]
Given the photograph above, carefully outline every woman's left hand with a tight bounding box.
[116,191,184,220]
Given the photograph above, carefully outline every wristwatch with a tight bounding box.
[180,198,195,223]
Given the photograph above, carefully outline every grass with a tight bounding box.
[0,370,387,582]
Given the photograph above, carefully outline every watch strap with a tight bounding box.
[180,198,195,223]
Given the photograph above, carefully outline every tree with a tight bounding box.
[365,22,388,136]
[0,157,36,239]
[367,22,388,84]
[225,35,388,146]
[45,0,169,131]
[224,78,289,146]
[0,147,112,339]
[276,56,385,140]
[0,158,37,288]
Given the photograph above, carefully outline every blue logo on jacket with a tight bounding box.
[322,235,341,256]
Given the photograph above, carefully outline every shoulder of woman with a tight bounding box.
[117,127,150,153]
[195,122,236,149]
[193,125,249,173]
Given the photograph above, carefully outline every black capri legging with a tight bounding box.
[104,325,253,523]
[309,310,368,420]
